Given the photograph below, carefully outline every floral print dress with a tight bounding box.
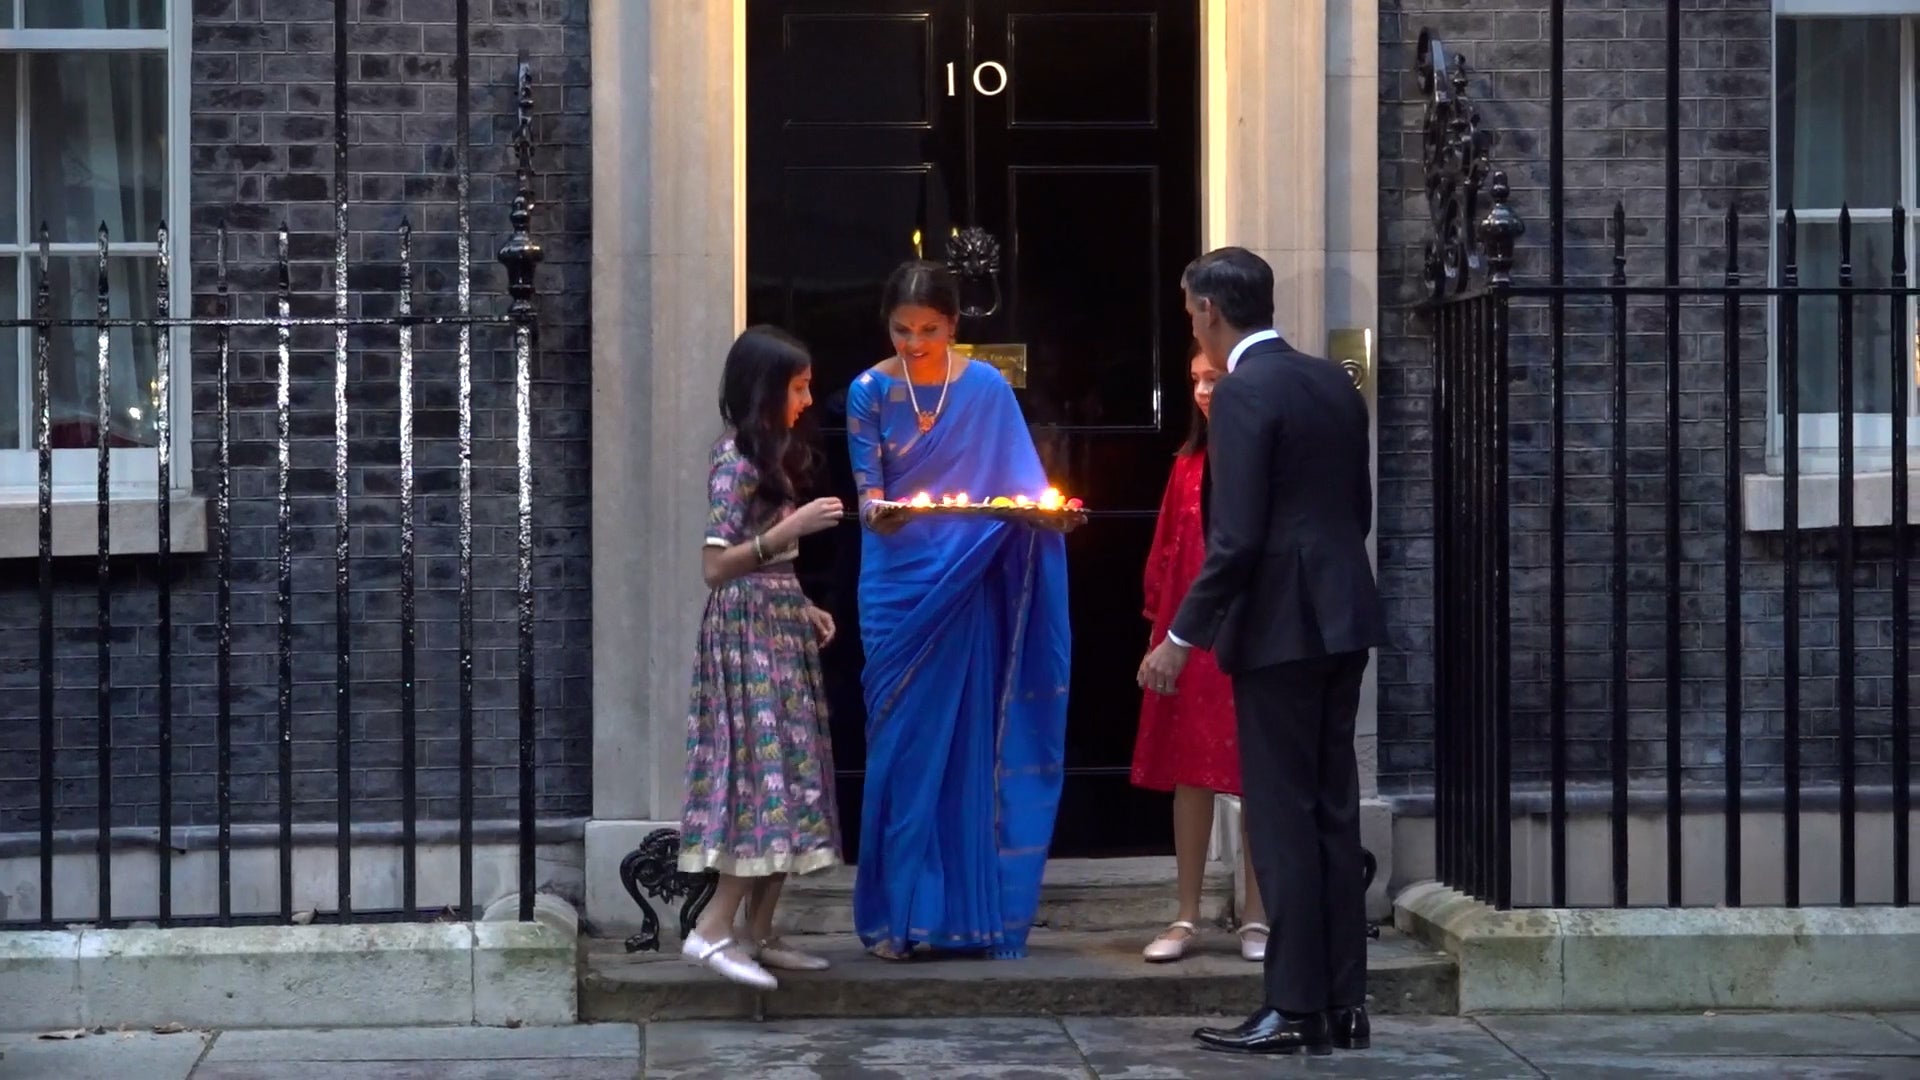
[676,436,841,877]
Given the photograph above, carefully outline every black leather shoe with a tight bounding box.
[1189,1010,1263,1041]
[1330,1005,1371,1050]
[1194,1007,1332,1056]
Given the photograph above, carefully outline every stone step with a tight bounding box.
[770,857,1234,936]
[579,929,1457,1022]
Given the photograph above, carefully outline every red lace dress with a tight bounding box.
[1130,449,1243,795]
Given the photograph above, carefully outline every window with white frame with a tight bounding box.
[1772,2,1920,470]
[0,0,188,497]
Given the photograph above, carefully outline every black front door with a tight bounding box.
[747,0,1200,858]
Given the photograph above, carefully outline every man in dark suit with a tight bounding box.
[1137,247,1387,1056]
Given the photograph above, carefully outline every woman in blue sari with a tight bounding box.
[849,260,1073,960]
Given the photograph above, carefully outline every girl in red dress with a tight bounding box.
[1131,342,1267,964]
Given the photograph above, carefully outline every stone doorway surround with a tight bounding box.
[582,0,1385,932]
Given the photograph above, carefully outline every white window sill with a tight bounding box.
[0,495,209,559]
[1742,471,1920,532]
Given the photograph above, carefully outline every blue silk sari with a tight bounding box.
[847,360,1070,959]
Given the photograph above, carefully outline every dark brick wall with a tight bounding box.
[1378,1,1910,796]
[0,0,592,834]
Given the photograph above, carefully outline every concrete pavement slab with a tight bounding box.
[76,924,474,1030]
[1064,1015,1543,1079]
[642,1017,1085,1077]
[471,919,578,1026]
[1529,1058,1920,1079]
[640,1063,1090,1078]
[0,1029,209,1080]
[1477,1012,1920,1059]
[200,1023,640,1063]
[1883,1015,1920,1040]
[190,1063,640,1080]
[9,1010,1914,1080]
[0,931,82,1032]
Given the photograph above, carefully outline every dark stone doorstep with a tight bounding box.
[580,928,1457,1021]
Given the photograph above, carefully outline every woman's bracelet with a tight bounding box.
[752,534,768,564]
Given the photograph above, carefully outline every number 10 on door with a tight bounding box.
[947,61,1008,97]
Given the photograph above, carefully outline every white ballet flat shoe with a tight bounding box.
[1238,921,1270,962]
[682,930,778,990]
[753,936,831,972]
[1143,920,1198,963]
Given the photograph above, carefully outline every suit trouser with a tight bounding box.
[1231,650,1369,1014]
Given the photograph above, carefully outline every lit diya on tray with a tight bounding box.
[869,487,1089,532]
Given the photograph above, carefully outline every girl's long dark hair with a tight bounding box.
[720,325,818,523]
[1178,338,1209,457]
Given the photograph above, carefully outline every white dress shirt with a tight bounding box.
[1225,328,1279,373]
[1164,329,1280,649]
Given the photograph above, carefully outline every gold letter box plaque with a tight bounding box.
[1328,328,1373,393]
[952,342,1028,389]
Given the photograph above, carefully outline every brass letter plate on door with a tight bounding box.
[1328,329,1373,393]
[952,342,1029,388]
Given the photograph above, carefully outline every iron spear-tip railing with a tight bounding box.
[1420,15,1915,912]
[6,6,547,930]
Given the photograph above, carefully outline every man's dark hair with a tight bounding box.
[1181,247,1275,331]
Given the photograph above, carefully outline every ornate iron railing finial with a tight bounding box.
[1482,171,1525,287]
[1418,30,1518,301]
[498,55,543,318]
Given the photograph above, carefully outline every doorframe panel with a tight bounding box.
[582,0,1373,836]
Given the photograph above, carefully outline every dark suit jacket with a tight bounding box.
[1169,335,1387,673]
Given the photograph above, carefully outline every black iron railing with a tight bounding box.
[1421,30,1523,912]
[6,5,543,929]
[1422,19,1917,910]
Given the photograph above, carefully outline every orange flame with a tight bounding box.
[898,487,1083,512]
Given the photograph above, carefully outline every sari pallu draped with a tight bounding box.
[846,362,1070,959]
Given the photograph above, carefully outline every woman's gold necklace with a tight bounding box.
[902,349,953,434]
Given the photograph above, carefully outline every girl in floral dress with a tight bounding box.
[1131,340,1268,964]
[677,326,846,991]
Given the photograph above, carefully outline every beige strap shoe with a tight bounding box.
[1143,920,1198,963]
[1237,921,1270,962]
[754,936,831,971]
